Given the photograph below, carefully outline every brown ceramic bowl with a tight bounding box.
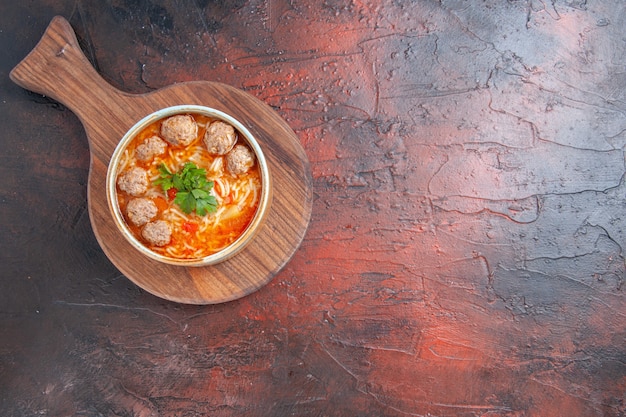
[106,105,271,267]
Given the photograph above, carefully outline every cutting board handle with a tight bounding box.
[10,16,128,119]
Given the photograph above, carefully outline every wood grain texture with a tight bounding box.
[10,16,312,304]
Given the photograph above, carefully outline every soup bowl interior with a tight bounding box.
[106,105,271,267]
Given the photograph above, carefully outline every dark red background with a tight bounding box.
[1,1,625,416]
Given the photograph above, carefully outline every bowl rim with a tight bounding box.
[106,104,272,267]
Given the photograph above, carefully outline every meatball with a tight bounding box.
[135,135,167,161]
[226,144,255,176]
[117,167,148,196]
[142,220,172,247]
[126,198,158,226]
[203,121,237,155]
[160,114,198,147]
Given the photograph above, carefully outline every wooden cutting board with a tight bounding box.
[10,16,313,304]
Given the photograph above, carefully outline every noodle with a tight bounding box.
[115,113,261,259]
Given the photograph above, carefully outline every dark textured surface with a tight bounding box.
[1,1,625,416]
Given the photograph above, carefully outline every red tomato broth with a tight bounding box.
[115,113,261,259]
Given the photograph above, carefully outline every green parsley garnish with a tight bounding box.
[154,162,218,216]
